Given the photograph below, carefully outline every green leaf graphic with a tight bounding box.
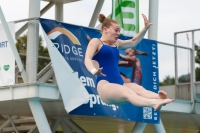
[4,65,10,71]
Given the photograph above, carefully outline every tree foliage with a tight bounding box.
[159,75,175,86]
[16,34,50,74]
[195,44,200,64]
[195,44,200,81]
[178,74,190,83]
[196,67,200,81]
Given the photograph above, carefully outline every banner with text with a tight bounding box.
[0,22,15,86]
[40,18,159,123]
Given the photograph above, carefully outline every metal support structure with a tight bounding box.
[38,68,54,82]
[41,2,55,16]
[190,47,196,101]
[15,2,54,38]
[37,62,54,82]
[148,0,159,40]
[38,67,54,82]
[131,123,146,133]
[27,125,39,133]
[174,33,179,85]
[14,53,51,83]
[174,29,199,86]
[191,32,196,112]
[174,29,197,112]
[50,118,61,133]
[20,53,51,60]
[55,3,63,21]
[26,7,39,82]
[60,120,73,133]
[191,31,196,82]
[26,0,51,133]
[28,98,51,133]
[153,118,166,133]
[15,55,51,83]
[148,1,167,132]
[27,2,39,76]
[0,116,18,133]
[52,75,57,84]
[15,23,28,39]
[191,31,197,103]
[7,116,19,133]
[63,119,86,133]
[15,65,19,84]
[89,0,105,27]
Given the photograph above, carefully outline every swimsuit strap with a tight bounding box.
[98,38,117,48]
[98,38,104,45]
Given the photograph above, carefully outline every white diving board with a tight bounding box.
[161,99,193,113]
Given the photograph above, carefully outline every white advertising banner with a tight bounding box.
[42,28,89,113]
[0,22,15,86]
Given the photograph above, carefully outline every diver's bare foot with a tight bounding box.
[158,90,167,99]
[153,99,174,111]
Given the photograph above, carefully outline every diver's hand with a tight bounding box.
[94,67,106,76]
[142,14,152,30]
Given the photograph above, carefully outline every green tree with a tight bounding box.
[195,44,200,81]
[159,75,175,86]
[16,34,50,82]
[178,74,190,83]
[195,44,200,64]
[196,67,200,81]
[16,34,27,68]
[159,74,189,86]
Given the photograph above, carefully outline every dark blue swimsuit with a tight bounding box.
[92,40,124,85]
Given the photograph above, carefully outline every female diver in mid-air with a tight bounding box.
[119,48,148,85]
[84,13,174,110]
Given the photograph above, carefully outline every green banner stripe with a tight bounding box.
[121,1,135,8]
[122,12,134,18]
[115,0,122,16]
[116,15,124,26]
[123,24,135,31]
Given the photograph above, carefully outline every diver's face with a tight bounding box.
[104,23,120,43]
[125,49,135,56]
